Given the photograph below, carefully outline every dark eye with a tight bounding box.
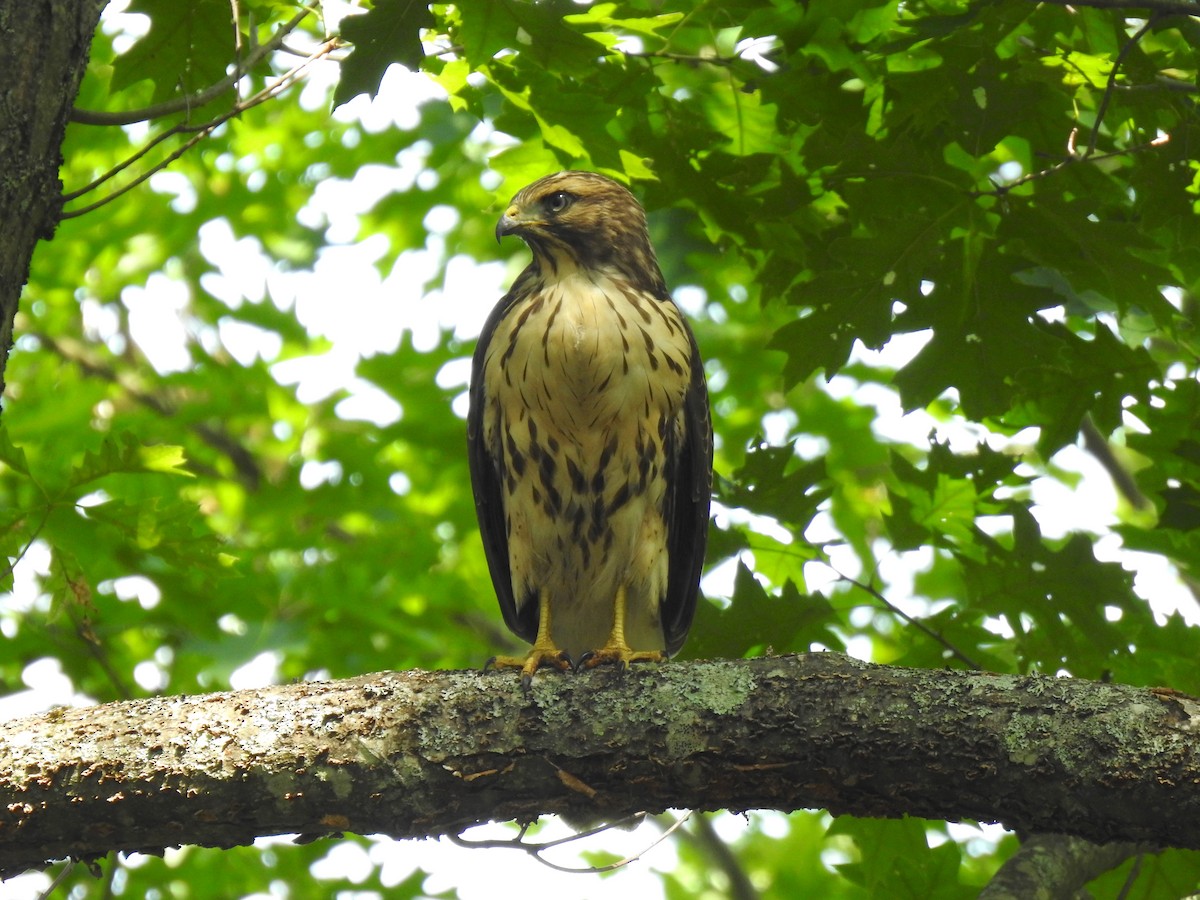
[544,191,572,214]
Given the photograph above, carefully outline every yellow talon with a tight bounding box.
[486,590,572,686]
[579,585,666,670]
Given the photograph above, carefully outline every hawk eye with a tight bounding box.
[544,191,573,214]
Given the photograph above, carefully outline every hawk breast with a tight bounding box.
[479,266,695,653]
[497,269,692,431]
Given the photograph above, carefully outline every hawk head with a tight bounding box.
[496,171,666,295]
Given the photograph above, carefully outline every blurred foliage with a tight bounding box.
[3,0,1200,895]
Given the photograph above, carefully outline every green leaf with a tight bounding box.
[137,443,192,477]
[111,0,233,103]
[66,434,192,491]
[454,0,603,76]
[562,4,684,41]
[0,424,31,478]
[683,563,841,659]
[335,0,436,105]
[829,817,975,899]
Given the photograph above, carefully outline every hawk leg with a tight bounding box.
[487,589,572,686]
[579,585,666,670]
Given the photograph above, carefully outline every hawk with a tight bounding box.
[468,171,712,681]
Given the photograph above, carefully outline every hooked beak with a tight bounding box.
[495,204,536,243]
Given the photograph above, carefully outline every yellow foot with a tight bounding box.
[486,646,572,688]
[578,645,666,671]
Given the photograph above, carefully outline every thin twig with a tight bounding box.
[1080,415,1149,510]
[976,135,1169,196]
[1116,851,1145,900]
[36,861,77,900]
[0,503,53,586]
[534,813,693,874]
[450,811,693,874]
[1084,16,1159,159]
[231,0,245,70]
[61,37,337,218]
[449,812,646,852]
[681,813,759,900]
[70,9,311,126]
[1037,0,1200,15]
[828,563,983,669]
[62,116,212,206]
[624,49,739,67]
[56,560,135,701]
[62,114,215,204]
[1116,76,1200,93]
[979,15,1172,197]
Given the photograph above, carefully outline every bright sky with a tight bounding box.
[3,6,1196,897]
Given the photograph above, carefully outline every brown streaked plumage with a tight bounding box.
[467,171,712,681]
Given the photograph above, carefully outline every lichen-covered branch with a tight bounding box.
[2,653,1198,877]
[980,834,1151,900]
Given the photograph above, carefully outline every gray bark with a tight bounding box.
[980,834,1151,900]
[2,653,1198,877]
[0,0,105,410]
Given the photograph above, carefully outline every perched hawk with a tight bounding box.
[468,171,712,681]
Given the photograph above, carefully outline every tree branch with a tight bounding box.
[61,35,337,218]
[980,834,1150,900]
[69,9,312,126]
[683,813,759,900]
[2,654,1198,878]
[1035,0,1200,16]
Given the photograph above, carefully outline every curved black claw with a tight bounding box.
[575,649,629,672]
[579,646,665,671]
[486,648,573,689]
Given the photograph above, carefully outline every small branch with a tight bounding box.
[448,812,645,854]
[69,9,311,126]
[1116,75,1200,93]
[1080,415,1149,510]
[231,0,246,77]
[62,36,337,218]
[683,813,759,900]
[61,124,215,214]
[977,129,1168,199]
[64,593,134,702]
[1084,15,1158,159]
[980,13,1173,198]
[451,811,692,874]
[980,834,1152,899]
[35,860,78,900]
[1036,0,1200,15]
[61,115,183,202]
[624,50,739,67]
[0,500,52,585]
[831,565,982,669]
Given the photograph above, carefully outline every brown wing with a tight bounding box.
[661,318,713,656]
[466,282,539,644]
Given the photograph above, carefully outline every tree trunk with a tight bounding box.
[1,653,1196,876]
[0,0,104,409]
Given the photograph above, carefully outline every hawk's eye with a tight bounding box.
[544,191,572,214]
